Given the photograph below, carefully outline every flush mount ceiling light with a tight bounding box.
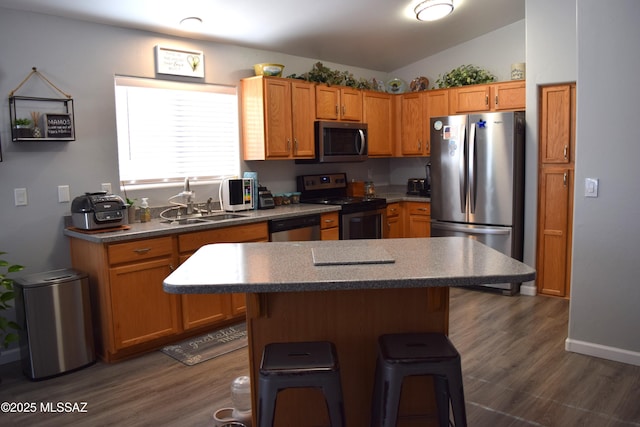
[179,17,203,30]
[415,0,454,21]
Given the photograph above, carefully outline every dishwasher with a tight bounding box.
[269,214,321,241]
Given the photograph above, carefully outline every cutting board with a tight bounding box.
[311,246,395,266]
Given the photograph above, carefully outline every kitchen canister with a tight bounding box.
[511,63,525,80]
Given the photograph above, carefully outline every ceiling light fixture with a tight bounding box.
[414,0,454,21]
[179,17,203,30]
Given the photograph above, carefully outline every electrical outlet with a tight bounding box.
[14,188,28,206]
[585,178,599,198]
[101,182,112,194]
[58,185,70,203]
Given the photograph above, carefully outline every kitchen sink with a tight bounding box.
[200,213,247,221]
[162,213,246,225]
[162,218,210,225]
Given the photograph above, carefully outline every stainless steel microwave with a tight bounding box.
[297,121,368,163]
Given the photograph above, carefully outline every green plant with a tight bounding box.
[13,118,31,127]
[0,252,24,349]
[287,62,377,90]
[435,64,496,88]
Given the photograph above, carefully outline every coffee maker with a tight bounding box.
[406,162,431,197]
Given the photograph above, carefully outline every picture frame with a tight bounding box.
[155,45,205,78]
[45,113,74,139]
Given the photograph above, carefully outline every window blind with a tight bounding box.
[114,76,240,188]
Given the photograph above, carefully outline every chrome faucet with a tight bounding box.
[183,177,194,215]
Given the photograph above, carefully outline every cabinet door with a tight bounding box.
[404,202,431,238]
[316,85,339,120]
[400,93,425,155]
[492,81,525,111]
[449,84,491,113]
[264,78,293,158]
[363,91,393,157]
[291,80,316,158]
[321,212,340,240]
[340,88,363,121]
[385,203,403,238]
[109,258,180,350]
[537,167,573,297]
[425,90,449,156]
[179,253,232,330]
[540,85,572,163]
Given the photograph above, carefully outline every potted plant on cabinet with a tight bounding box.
[0,252,24,350]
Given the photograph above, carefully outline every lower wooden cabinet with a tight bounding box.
[69,222,268,362]
[385,202,403,238]
[321,211,340,240]
[404,202,431,238]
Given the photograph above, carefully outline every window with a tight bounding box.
[114,76,240,189]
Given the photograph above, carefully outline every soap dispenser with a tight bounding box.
[140,198,151,223]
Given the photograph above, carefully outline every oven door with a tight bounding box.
[340,208,386,240]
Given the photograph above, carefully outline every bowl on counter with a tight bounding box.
[254,63,284,77]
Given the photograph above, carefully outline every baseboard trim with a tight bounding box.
[0,347,21,365]
[520,283,537,296]
[565,338,640,366]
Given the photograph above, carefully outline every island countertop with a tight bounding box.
[163,237,535,294]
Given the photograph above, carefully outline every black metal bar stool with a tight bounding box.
[258,341,346,427]
[371,333,467,427]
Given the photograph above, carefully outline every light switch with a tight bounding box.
[58,185,70,203]
[585,178,599,198]
[14,188,28,206]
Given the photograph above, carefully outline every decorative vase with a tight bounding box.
[127,206,137,224]
[32,126,42,138]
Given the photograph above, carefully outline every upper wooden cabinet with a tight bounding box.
[399,92,429,156]
[316,84,362,121]
[241,76,316,160]
[449,81,525,114]
[363,90,394,157]
[539,84,575,163]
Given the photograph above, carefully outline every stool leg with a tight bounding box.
[447,367,467,427]
[434,375,450,427]
[381,370,403,427]
[257,377,278,427]
[324,378,346,427]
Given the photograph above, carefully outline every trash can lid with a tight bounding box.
[14,268,87,288]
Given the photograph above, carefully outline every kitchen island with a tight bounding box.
[163,237,535,426]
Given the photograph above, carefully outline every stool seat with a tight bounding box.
[372,333,467,427]
[258,341,345,427]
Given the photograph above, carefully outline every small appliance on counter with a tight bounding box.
[221,178,255,212]
[258,186,275,209]
[406,178,429,196]
[71,192,127,230]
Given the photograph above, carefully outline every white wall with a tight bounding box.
[565,0,640,365]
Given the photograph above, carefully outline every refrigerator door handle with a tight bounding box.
[469,121,477,214]
[431,221,511,235]
[459,124,467,214]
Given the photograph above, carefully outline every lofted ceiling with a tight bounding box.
[0,0,525,72]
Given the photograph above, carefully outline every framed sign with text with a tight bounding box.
[45,113,74,139]
[155,45,205,78]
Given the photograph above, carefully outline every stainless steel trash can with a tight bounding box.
[14,268,95,380]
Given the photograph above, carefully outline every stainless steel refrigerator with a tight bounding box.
[430,111,525,295]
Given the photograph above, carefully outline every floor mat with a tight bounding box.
[160,322,247,366]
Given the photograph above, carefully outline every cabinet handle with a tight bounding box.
[495,95,499,105]
[418,139,422,150]
[294,138,298,152]
[169,264,175,272]
[485,95,489,105]
[335,105,339,115]
[287,138,291,151]
[563,145,568,159]
[342,105,346,115]
[563,172,567,186]
[133,248,151,254]
[418,208,428,211]
[324,219,335,224]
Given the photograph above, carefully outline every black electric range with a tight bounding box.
[297,173,387,214]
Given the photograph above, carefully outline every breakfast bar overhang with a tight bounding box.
[163,237,535,426]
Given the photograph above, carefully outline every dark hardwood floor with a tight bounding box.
[1,287,638,426]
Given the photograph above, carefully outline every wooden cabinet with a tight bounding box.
[320,211,340,240]
[69,222,268,362]
[178,222,269,327]
[363,90,394,157]
[316,84,362,121]
[399,93,429,156]
[449,81,525,114]
[385,202,403,238]
[241,76,316,160]
[404,202,431,238]
[536,83,576,298]
[107,237,179,351]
